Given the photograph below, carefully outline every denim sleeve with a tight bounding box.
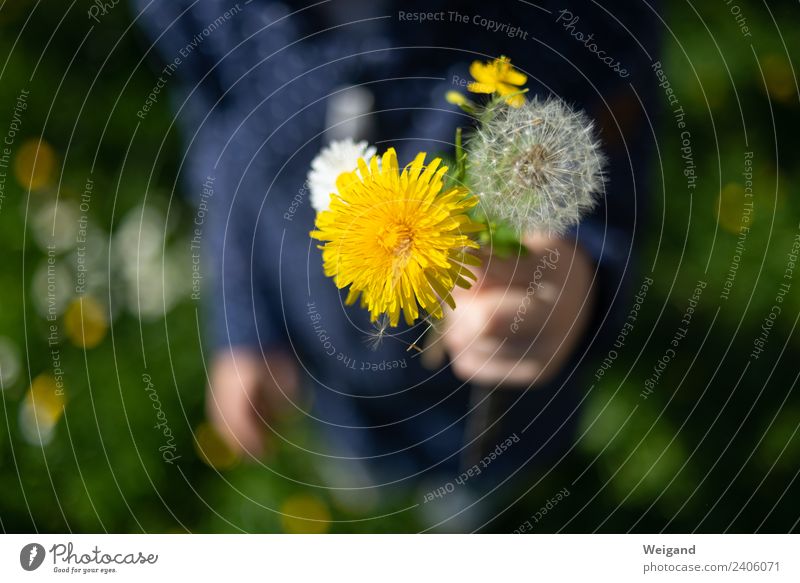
[131,0,288,351]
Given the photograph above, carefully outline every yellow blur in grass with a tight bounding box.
[27,373,66,421]
[760,54,795,104]
[14,139,56,191]
[280,494,331,534]
[63,296,108,349]
[19,374,66,446]
[716,182,753,234]
[193,422,239,470]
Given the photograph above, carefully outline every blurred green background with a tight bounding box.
[0,1,798,533]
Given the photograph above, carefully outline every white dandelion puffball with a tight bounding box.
[308,139,376,213]
[468,97,605,235]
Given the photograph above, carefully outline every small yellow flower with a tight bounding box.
[311,148,482,327]
[467,56,528,107]
[445,91,467,106]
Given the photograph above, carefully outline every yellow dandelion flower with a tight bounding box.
[311,148,483,327]
[467,55,528,107]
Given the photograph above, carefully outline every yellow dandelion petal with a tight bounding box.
[466,81,495,95]
[311,148,482,327]
[445,91,467,106]
[503,68,528,87]
[469,60,496,84]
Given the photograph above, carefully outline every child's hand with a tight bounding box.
[206,348,298,458]
[443,234,595,387]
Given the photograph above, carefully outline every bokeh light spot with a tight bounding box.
[761,54,795,104]
[716,182,751,234]
[0,336,21,389]
[280,494,331,534]
[63,296,108,349]
[19,373,66,446]
[194,422,239,471]
[14,138,57,191]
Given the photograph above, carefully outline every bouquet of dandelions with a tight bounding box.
[308,56,604,349]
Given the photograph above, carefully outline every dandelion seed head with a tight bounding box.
[468,97,605,235]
